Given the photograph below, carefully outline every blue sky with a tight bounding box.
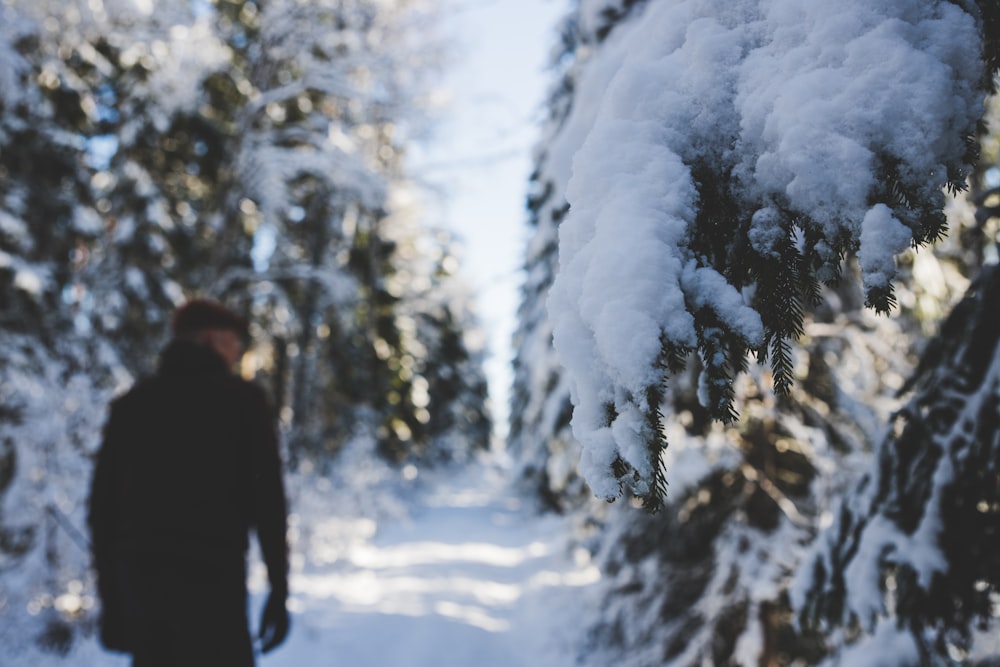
[413,0,569,440]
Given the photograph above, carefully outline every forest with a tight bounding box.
[3,0,1000,665]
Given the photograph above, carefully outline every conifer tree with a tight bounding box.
[796,87,1000,666]
[0,0,492,654]
[510,0,652,509]
[0,4,130,652]
[797,263,1000,664]
[203,0,488,464]
[515,0,1000,664]
[545,0,991,510]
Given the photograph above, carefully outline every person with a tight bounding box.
[88,299,290,666]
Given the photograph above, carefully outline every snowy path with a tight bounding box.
[22,459,600,667]
[261,461,600,666]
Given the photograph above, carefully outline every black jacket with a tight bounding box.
[88,340,289,652]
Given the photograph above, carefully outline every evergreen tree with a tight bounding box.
[0,4,129,653]
[544,0,990,509]
[510,0,651,510]
[0,0,492,654]
[796,91,1000,666]
[204,0,489,464]
[509,7,581,510]
[797,263,1000,664]
[389,215,492,463]
[514,0,1000,664]
[66,7,233,373]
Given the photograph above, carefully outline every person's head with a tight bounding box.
[171,299,250,370]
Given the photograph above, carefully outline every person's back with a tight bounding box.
[89,300,289,667]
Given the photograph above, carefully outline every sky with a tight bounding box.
[411,0,569,441]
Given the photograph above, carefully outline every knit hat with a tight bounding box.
[171,299,250,338]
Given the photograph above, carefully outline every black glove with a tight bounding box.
[258,590,290,653]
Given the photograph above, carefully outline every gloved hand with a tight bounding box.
[258,590,290,653]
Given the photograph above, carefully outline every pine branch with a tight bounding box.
[751,219,810,395]
[658,337,692,374]
[877,155,949,247]
[768,333,796,396]
[692,316,748,423]
[864,284,898,315]
[640,383,669,512]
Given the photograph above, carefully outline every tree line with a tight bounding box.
[0,0,489,653]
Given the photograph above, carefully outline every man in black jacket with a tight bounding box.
[88,299,290,666]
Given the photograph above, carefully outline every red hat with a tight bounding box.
[171,299,249,338]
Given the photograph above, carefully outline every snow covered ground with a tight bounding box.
[8,457,601,667]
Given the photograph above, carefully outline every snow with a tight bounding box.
[546,0,984,501]
[3,458,601,667]
[266,464,599,666]
[0,4,30,112]
[3,0,996,663]
[858,204,913,294]
[13,266,47,295]
[145,22,229,116]
[820,618,920,667]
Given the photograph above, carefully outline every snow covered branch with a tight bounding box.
[547,0,988,506]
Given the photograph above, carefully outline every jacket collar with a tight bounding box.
[158,339,231,377]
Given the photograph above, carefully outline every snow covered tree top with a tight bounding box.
[547,0,990,508]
